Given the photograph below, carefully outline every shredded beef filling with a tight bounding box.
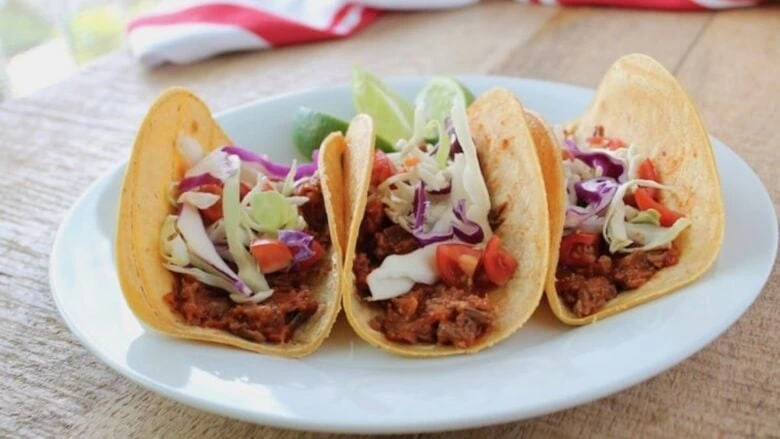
[353,194,503,348]
[164,177,329,344]
[296,177,330,245]
[556,242,680,318]
[367,283,496,349]
[165,275,319,343]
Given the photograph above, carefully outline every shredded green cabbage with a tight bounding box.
[222,157,270,293]
[604,179,690,253]
[246,191,300,233]
[164,264,242,296]
[623,218,692,252]
[449,97,492,242]
[629,209,661,225]
[280,161,297,196]
[160,215,189,266]
[177,191,220,209]
[163,215,262,300]
[433,119,450,169]
[399,104,428,155]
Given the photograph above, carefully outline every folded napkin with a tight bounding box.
[128,0,763,67]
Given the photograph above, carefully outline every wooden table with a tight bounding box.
[1,2,778,437]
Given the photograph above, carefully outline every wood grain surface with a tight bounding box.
[1,2,778,437]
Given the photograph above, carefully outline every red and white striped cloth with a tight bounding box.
[128,0,764,67]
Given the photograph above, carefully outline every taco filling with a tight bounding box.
[160,141,330,343]
[555,126,691,317]
[351,102,518,348]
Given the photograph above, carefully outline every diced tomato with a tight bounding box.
[482,236,518,287]
[436,243,483,288]
[239,183,252,200]
[403,156,420,169]
[562,231,601,247]
[250,239,293,274]
[637,158,659,200]
[559,232,601,267]
[197,184,224,224]
[371,151,396,187]
[295,240,325,270]
[624,192,637,208]
[634,188,683,227]
[561,149,574,160]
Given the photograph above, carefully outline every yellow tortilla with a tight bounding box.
[342,89,550,356]
[116,87,345,357]
[532,54,725,325]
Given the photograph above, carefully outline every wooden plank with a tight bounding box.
[494,7,713,86]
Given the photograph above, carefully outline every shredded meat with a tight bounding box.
[369,284,496,348]
[166,276,233,324]
[611,252,658,290]
[165,276,319,343]
[361,196,385,238]
[556,269,617,318]
[353,252,373,297]
[564,243,600,268]
[373,224,420,261]
[296,177,329,243]
[556,244,680,318]
[227,288,319,343]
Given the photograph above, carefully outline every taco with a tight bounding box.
[531,54,724,325]
[116,88,346,357]
[341,88,550,356]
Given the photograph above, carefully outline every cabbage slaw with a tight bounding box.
[559,127,690,253]
[366,98,494,300]
[161,138,320,303]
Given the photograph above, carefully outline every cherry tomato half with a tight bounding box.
[371,151,396,187]
[250,239,293,274]
[637,158,659,200]
[482,236,518,287]
[634,188,683,227]
[436,243,483,288]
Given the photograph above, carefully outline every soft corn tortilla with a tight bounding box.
[341,89,550,357]
[533,53,725,325]
[116,87,345,357]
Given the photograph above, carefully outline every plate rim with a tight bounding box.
[49,75,779,434]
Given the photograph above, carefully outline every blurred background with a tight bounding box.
[0,0,158,100]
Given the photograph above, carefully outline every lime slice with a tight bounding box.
[292,107,394,157]
[415,76,475,123]
[352,66,415,146]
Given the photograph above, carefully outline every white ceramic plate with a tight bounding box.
[50,77,778,434]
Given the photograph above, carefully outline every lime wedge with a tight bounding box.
[352,66,415,146]
[415,76,475,123]
[292,107,394,157]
